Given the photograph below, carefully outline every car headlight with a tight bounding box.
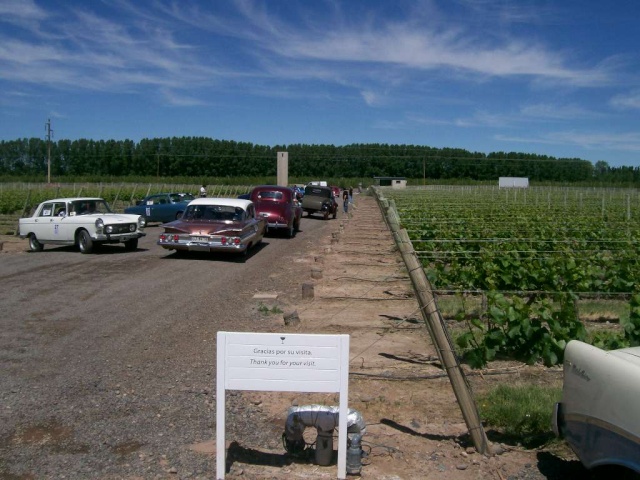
[95,218,104,231]
[138,216,146,228]
[105,225,114,234]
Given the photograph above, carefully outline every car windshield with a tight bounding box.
[183,204,244,221]
[70,200,112,215]
[170,193,195,203]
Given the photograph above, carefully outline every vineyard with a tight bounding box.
[383,185,640,367]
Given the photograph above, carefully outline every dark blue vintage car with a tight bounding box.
[124,193,195,223]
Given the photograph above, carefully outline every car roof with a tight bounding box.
[253,185,292,191]
[39,197,104,203]
[188,197,253,209]
[147,192,193,196]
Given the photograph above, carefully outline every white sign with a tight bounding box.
[216,332,350,479]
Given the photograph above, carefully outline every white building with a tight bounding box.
[498,177,529,188]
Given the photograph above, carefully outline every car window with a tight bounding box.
[39,203,55,217]
[304,186,329,197]
[170,194,194,203]
[184,204,243,221]
[70,200,112,215]
[255,191,283,200]
[53,202,67,216]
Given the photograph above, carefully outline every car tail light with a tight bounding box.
[160,234,180,243]
[221,236,227,244]
[233,237,240,245]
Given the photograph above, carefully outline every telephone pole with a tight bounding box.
[45,118,53,184]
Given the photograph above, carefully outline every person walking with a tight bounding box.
[342,189,349,214]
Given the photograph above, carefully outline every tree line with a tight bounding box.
[0,136,637,184]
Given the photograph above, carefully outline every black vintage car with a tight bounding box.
[301,186,338,219]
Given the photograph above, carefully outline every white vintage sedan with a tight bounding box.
[553,340,640,475]
[19,197,146,254]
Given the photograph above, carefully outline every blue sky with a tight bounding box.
[1,0,639,167]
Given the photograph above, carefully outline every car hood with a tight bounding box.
[162,219,244,235]
[610,346,640,367]
[72,213,141,224]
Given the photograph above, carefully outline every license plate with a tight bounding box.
[192,236,209,242]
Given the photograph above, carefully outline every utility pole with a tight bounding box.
[45,118,53,184]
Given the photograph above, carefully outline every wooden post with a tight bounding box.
[376,188,492,455]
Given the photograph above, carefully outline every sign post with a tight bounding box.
[216,332,350,479]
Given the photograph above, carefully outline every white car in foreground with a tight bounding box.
[19,197,146,254]
[553,340,640,475]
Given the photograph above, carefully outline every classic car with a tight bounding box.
[157,197,266,256]
[553,340,640,475]
[19,197,146,254]
[124,192,195,223]
[250,185,302,238]
[301,185,338,219]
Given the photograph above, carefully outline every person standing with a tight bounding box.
[342,189,349,214]
[200,184,207,197]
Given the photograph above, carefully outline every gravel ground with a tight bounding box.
[0,216,331,479]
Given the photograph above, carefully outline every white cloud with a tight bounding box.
[0,0,47,21]
[520,103,602,120]
[497,131,640,152]
[610,91,640,110]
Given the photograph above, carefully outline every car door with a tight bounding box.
[155,194,175,222]
[246,204,264,236]
[32,202,70,241]
[53,201,75,241]
[141,195,166,222]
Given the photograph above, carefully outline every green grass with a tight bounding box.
[478,384,561,448]
[257,303,283,315]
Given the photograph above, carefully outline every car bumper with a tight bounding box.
[159,242,248,253]
[95,232,146,243]
[267,221,288,229]
[552,402,563,438]
[157,233,260,253]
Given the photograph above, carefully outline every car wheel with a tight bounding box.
[77,230,94,254]
[124,238,138,251]
[175,211,183,220]
[29,234,44,252]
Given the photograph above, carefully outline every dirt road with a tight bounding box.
[0,214,334,478]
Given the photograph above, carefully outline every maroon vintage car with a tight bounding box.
[250,185,302,238]
[157,198,266,256]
